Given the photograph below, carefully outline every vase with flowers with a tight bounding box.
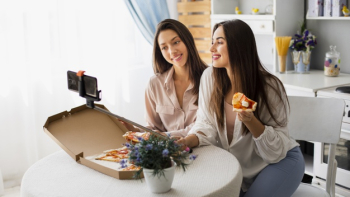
[289,29,317,73]
[123,133,196,193]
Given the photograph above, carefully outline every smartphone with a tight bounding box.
[67,70,98,98]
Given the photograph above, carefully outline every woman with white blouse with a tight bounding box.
[178,20,304,197]
[120,19,207,137]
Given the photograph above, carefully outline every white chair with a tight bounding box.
[288,96,345,197]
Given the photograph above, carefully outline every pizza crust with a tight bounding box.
[232,102,257,112]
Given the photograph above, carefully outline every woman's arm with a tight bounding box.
[252,82,292,163]
[165,122,195,137]
[183,67,218,148]
[238,111,265,138]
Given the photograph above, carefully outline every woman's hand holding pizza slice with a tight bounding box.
[232,92,257,122]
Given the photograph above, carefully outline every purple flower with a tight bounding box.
[290,29,316,52]
[162,149,169,157]
[307,40,314,46]
[124,143,131,148]
[189,155,197,160]
[120,159,127,165]
[294,34,302,38]
[167,133,171,137]
[146,144,153,151]
[134,146,139,151]
[120,159,128,168]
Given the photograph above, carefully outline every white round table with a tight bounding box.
[21,145,242,197]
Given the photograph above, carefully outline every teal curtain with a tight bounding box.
[124,0,170,44]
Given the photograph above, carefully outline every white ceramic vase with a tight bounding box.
[143,161,175,193]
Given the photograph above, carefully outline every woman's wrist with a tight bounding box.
[185,134,199,148]
[245,116,265,138]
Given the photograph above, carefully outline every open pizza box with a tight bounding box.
[43,103,142,179]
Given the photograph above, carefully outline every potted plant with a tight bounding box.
[289,29,317,73]
[122,134,196,193]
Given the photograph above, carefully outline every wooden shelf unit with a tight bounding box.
[177,0,212,64]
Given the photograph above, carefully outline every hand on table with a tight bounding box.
[175,137,189,151]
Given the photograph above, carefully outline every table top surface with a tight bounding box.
[21,145,242,197]
[273,70,350,92]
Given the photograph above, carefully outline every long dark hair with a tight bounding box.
[153,19,207,105]
[210,20,289,135]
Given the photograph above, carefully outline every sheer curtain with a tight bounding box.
[124,0,170,44]
[0,0,153,188]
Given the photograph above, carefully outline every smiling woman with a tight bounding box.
[120,19,207,138]
[0,0,153,188]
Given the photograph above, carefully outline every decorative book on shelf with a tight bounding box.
[177,0,211,64]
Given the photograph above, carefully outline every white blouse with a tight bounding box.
[189,66,299,192]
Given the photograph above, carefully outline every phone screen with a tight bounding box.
[67,71,98,97]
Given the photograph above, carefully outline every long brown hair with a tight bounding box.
[210,20,289,135]
[153,19,207,105]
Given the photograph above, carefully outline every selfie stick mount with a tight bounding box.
[77,70,101,109]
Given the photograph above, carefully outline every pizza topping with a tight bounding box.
[123,131,150,143]
[95,155,121,162]
[241,100,249,107]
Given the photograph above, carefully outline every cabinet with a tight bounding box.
[210,0,304,72]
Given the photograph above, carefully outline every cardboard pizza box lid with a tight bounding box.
[43,104,138,179]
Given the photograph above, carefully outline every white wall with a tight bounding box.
[307,20,350,73]
[167,0,178,19]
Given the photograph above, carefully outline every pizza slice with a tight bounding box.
[120,164,141,171]
[232,92,257,112]
[95,147,129,162]
[122,131,150,143]
[95,155,121,162]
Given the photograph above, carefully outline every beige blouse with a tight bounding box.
[189,66,299,192]
[144,66,198,137]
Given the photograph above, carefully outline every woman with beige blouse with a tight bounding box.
[120,19,207,137]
